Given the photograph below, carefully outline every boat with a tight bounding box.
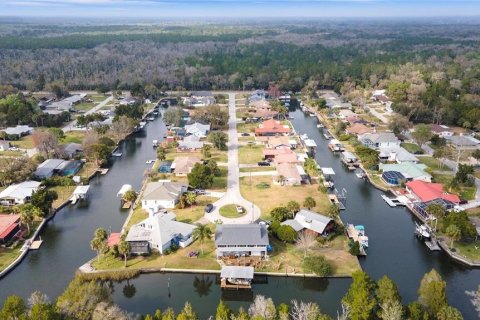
[355,169,365,179]
[146,159,156,164]
[354,225,369,248]
[152,140,159,147]
[316,123,325,128]
[146,116,155,121]
[309,113,316,117]
[112,152,123,157]
[415,222,431,239]
[227,278,251,286]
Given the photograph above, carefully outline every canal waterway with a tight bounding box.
[0,107,478,319]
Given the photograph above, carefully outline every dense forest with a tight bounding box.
[0,20,480,127]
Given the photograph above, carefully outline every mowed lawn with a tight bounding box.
[417,156,452,172]
[238,145,264,164]
[240,176,331,219]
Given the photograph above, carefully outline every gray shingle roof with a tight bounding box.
[215,224,269,246]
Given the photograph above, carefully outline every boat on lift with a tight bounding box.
[415,223,431,239]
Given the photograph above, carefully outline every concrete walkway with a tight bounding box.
[205,93,261,224]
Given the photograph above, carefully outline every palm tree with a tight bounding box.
[286,201,300,218]
[185,192,197,207]
[90,228,108,262]
[122,190,137,204]
[19,209,33,234]
[327,204,340,219]
[446,224,461,248]
[192,224,212,256]
[156,147,166,161]
[303,197,316,210]
[118,240,131,268]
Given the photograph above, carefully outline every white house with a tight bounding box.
[378,146,418,164]
[2,125,33,137]
[358,132,401,149]
[184,122,211,138]
[282,209,335,236]
[0,141,11,151]
[126,212,195,254]
[215,224,270,259]
[0,181,41,205]
[431,124,453,137]
[141,181,187,214]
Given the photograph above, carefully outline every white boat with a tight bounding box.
[309,113,316,117]
[316,123,325,128]
[355,225,369,248]
[355,169,365,179]
[415,223,431,239]
[112,152,123,157]
[152,140,159,147]
[146,160,156,164]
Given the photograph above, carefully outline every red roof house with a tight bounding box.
[255,119,291,136]
[406,180,460,203]
[263,146,294,159]
[0,214,20,244]
[274,153,298,165]
[107,232,122,248]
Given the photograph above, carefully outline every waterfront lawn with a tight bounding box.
[126,207,148,230]
[50,186,76,209]
[451,240,480,262]
[238,145,264,164]
[401,143,424,154]
[367,173,390,191]
[239,176,331,219]
[0,243,22,272]
[92,236,220,271]
[417,156,452,172]
[77,162,98,179]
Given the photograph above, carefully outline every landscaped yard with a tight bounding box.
[175,196,218,223]
[74,102,96,112]
[417,156,452,172]
[0,243,22,272]
[11,136,34,149]
[89,94,109,103]
[240,176,331,219]
[238,145,264,164]
[237,122,258,134]
[450,240,480,262]
[219,204,245,218]
[401,143,424,154]
[50,185,76,208]
[431,173,477,201]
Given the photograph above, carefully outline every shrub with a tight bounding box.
[270,207,290,222]
[303,255,332,276]
[276,225,297,243]
[349,240,361,256]
[256,182,270,189]
[42,176,75,187]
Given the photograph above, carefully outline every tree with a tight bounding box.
[446,224,461,248]
[303,255,332,276]
[436,306,463,320]
[18,207,34,234]
[286,201,300,218]
[472,149,480,161]
[276,225,297,243]
[92,302,133,320]
[248,295,277,320]
[342,271,377,320]
[32,129,59,158]
[0,295,26,320]
[303,197,316,210]
[188,163,214,189]
[388,114,411,135]
[0,157,36,187]
[122,190,137,204]
[163,107,184,126]
[111,115,137,140]
[379,299,403,320]
[327,204,340,219]
[412,124,432,147]
[349,241,361,256]
[192,224,212,255]
[177,302,198,320]
[296,231,316,258]
[88,144,111,167]
[31,189,58,216]
[376,276,402,305]
[201,144,212,159]
[185,192,197,207]
[270,206,290,222]
[418,269,448,317]
[161,308,176,320]
[192,105,229,130]
[156,147,166,161]
[118,240,131,268]
[455,164,474,185]
[30,302,61,320]
[289,300,322,320]
[207,131,228,150]
[91,228,108,262]
[216,300,232,320]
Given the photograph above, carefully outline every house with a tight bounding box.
[184,122,211,138]
[371,89,387,99]
[275,163,306,186]
[62,143,83,158]
[177,135,204,151]
[358,132,401,149]
[0,181,41,205]
[251,109,278,119]
[215,224,270,259]
[171,156,202,176]
[249,100,271,110]
[34,159,83,178]
[346,123,374,136]
[380,163,431,182]
[184,91,215,107]
[0,141,11,151]
[2,125,33,138]
[378,147,418,164]
[266,136,294,149]
[406,180,460,204]
[0,214,21,244]
[430,124,453,137]
[158,161,173,173]
[263,146,294,160]
[141,181,187,213]
[282,209,335,236]
[255,119,291,136]
[346,116,368,125]
[126,212,195,255]
[248,89,268,103]
[338,109,356,119]
[45,94,86,113]
[445,135,480,150]
[118,96,137,106]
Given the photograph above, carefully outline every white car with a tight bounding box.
[8,147,19,151]
[236,205,244,213]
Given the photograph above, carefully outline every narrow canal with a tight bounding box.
[0,107,478,319]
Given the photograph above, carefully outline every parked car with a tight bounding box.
[241,133,250,136]
[205,203,214,213]
[258,161,270,166]
[8,147,19,151]
[195,189,206,195]
[236,205,244,213]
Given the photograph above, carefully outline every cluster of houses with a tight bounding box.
[321,92,353,110]
[182,91,216,107]
[38,94,87,115]
[371,89,393,112]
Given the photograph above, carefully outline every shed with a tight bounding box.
[117,184,133,197]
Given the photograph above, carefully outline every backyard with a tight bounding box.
[401,143,424,154]
[417,156,452,172]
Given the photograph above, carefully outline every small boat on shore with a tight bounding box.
[355,169,365,179]
[415,223,431,239]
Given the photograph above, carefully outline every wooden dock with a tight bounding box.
[29,240,43,250]
[328,194,345,210]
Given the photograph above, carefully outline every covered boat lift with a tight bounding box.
[117,184,133,197]
[220,266,254,290]
[70,185,90,204]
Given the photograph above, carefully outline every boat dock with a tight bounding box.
[328,194,345,210]
[425,239,441,251]
[29,240,43,250]
[381,195,405,207]
[346,224,367,256]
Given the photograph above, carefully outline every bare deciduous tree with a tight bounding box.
[296,231,316,258]
[248,295,277,320]
[290,299,322,320]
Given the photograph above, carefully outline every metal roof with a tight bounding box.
[215,224,269,246]
[220,266,254,279]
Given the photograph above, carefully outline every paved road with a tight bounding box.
[63,95,113,132]
[205,93,261,224]
[365,104,389,124]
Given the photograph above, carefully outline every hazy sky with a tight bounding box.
[1,0,480,18]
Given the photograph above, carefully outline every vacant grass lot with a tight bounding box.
[431,173,476,200]
[240,176,331,219]
[50,185,76,209]
[240,167,276,173]
[61,131,86,144]
[417,156,452,172]
[74,102,96,112]
[237,122,258,134]
[238,145,264,164]
[175,196,218,223]
[401,143,424,154]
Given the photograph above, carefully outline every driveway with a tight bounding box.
[205,93,261,224]
[63,95,113,132]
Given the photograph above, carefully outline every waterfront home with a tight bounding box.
[34,159,83,179]
[171,156,202,176]
[338,109,356,119]
[380,163,431,182]
[0,214,21,244]
[282,209,335,236]
[358,132,401,149]
[141,181,187,213]
[0,141,11,151]
[346,123,374,136]
[406,180,460,204]
[220,266,254,289]
[62,142,83,158]
[248,89,268,103]
[263,146,294,161]
[183,91,215,107]
[257,136,297,149]
[412,198,457,220]
[249,100,271,110]
[430,124,453,137]
[126,212,195,255]
[445,135,480,150]
[118,96,137,106]
[184,122,211,138]
[255,119,291,136]
[378,146,418,164]
[1,125,33,138]
[177,135,204,151]
[215,224,270,259]
[158,161,173,173]
[0,181,41,206]
[45,94,86,113]
[274,163,306,186]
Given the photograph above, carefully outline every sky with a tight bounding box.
[1,0,480,18]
